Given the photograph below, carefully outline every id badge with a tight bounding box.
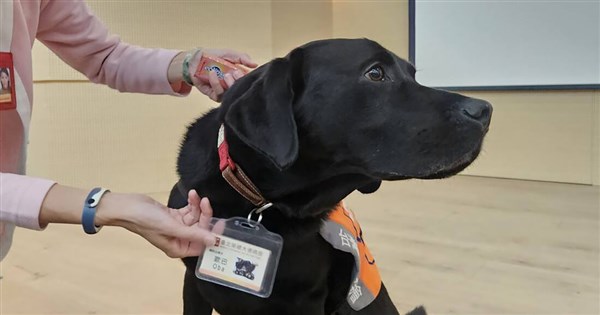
[196,217,283,298]
[0,52,16,110]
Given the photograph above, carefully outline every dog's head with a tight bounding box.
[219,38,491,216]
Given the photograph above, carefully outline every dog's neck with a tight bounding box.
[177,110,373,234]
[177,112,252,217]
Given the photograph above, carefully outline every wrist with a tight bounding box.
[167,51,187,85]
[94,192,126,227]
[168,48,203,87]
[95,193,152,231]
[80,188,110,234]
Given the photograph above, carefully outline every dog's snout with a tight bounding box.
[460,99,492,128]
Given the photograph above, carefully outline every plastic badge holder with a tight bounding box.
[196,217,283,298]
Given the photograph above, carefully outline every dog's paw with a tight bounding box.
[405,305,427,315]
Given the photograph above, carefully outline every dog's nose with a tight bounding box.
[461,99,492,128]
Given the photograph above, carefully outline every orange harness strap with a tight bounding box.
[319,203,382,311]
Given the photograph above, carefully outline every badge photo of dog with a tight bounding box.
[168,38,492,315]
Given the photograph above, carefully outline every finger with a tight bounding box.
[232,70,244,80]
[239,54,258,68]
[198,197,213,231]
[211,218,226,235]
[155,223,214,258]
[146,234,185,258]
[222,53,258,69]
[188,189,202,210]
[182,190,201,225]
[170,224,216,246]
[196,83,212,97]
[211,91,222,103]
[221,50,258,68]
[190,76,202,88]
[220,51,243,64]
[223,73,235,88]
[208,70,224,100]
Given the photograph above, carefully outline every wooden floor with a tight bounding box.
[1,176,598,315]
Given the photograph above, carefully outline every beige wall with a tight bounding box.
[28,1,599,191]
[272,1,333,57]
[28,1,273,193]
[460,91,599,185]
[332,0,409,59]
[271,0,408,59]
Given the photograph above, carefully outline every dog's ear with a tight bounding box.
[224,49,304,170]
[357,180,382,194]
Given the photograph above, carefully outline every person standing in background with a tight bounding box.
[0,0,258,261]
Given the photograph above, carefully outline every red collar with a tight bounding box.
[217,125,236,172]
[217,125,270,209]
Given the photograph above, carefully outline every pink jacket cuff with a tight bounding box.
[0,173,56,230]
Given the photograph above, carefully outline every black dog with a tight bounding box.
[168,38,492,315]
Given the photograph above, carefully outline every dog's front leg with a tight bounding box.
[358,283,427,315]
[334,283,425,315]
[360,283,400,315]
[183,270,213,315]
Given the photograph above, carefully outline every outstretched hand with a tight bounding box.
[106,190,216,258]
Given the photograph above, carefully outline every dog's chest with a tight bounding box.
[200,235,343,315]
[200,206,381,315]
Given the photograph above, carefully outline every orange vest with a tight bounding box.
[320,203,382,310]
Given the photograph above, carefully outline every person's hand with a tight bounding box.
[167,48,258,102]
[97,190,216,258]
[189,48,258,102]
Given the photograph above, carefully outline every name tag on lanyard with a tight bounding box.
[0,52,16,110]
[0,51,24,173]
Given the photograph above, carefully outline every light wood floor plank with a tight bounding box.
[1,176,598,314]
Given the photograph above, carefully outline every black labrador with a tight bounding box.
[168,38,492,315]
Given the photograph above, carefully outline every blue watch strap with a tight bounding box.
[82,187,110,234]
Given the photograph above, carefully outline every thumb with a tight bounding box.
[169,224,216,246]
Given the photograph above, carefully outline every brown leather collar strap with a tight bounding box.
[218,125,269,207]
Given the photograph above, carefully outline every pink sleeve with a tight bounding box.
[0,173,56,230]
[36,0,191,95]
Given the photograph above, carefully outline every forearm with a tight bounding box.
[39,184,88,226]
[39,184,130,228]
[14,179,213,258]
[37,0,187,95]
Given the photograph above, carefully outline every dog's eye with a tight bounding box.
[365,66,385,81]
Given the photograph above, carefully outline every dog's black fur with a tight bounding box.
[168,39,492,315]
